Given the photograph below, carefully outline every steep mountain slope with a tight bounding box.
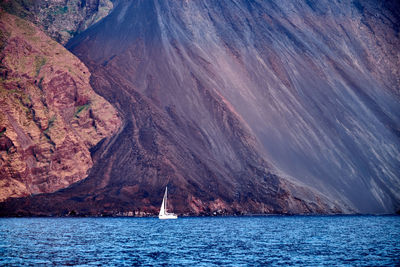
[68,0,400,214]
[1,0,399,216]
[0,12,121,201]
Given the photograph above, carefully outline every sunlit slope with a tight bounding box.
[0,12,120,201]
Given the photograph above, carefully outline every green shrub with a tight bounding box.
[34,56,46,76]
[74,103,90,117]
[43,115,56,134]
[54,6,68,15]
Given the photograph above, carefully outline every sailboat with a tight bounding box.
[159,187,178,219]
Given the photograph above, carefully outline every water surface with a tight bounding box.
[1,216,399,266]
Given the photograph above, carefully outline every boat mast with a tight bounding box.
[165,187,168,213]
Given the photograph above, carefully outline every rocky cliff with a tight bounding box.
[0,12,121,202]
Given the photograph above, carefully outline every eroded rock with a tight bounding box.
[0,12,121,201]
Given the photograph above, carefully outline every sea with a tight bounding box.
[0,216,399,266]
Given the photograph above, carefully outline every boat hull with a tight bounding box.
[158,214,178,220]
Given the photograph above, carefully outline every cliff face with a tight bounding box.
[1,0,399,216]
[0,0,113,44]
[0,12,121,201]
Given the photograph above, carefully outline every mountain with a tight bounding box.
[0,12,120,201]
[1,0,400,216]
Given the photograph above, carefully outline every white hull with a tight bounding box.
[158,214,178,220]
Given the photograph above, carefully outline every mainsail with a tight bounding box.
[159,188,167,216]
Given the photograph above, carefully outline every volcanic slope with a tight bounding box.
[3,0,400,215]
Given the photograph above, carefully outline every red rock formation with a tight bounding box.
[0,12,121,201]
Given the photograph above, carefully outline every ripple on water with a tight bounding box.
[0,216,399,266]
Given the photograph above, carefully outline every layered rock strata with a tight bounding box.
[0,12,120,201]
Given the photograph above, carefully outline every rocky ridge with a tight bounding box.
[0,12,121,201]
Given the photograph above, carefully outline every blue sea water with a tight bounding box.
[0,216,399,266]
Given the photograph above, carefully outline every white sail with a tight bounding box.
[159,191,165,216]
[158,187,178,219]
